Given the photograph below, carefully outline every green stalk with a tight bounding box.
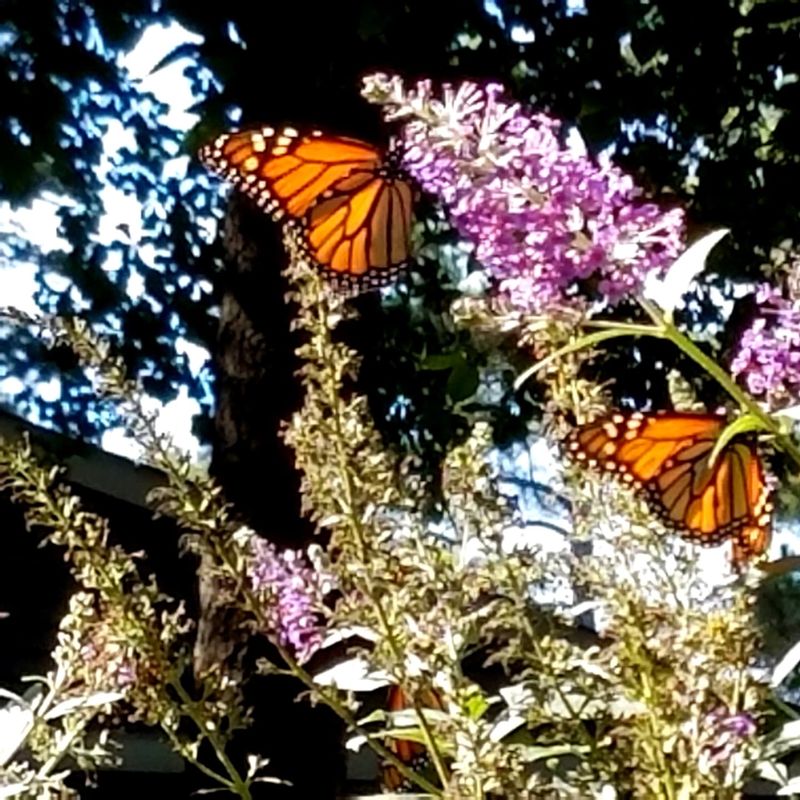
[574,298,800,470]
[171,679,253,799]
[195,517,445,797]
[312,288,451,790]
[638,298,800,469]
[283,648,444,797]
[636,657,678,800]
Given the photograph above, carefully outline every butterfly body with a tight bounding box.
[568,411,773,562]
[199,127,414,288]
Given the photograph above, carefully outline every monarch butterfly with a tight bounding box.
[567,411,773,564]
[198,127,414,288]
[381,685,443,793]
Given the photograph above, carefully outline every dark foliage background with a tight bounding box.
[4,0,800,448]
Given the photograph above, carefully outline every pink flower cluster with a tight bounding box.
[731,282,800,407]
[80,637,137,692]
[700,709,756,768]
[250,539,324,663]
[365,75,685,311]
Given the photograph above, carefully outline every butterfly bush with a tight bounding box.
[0,313,273,798]
[5,74,797,798]
[731,275,800,408]
[64,593,139,694]
[249,538,325,663]
[0,257,775,797]
[363,74,685,311]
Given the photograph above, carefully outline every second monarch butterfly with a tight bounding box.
[567,410,773,564]
[198,126,414,288]
[381,685,444,793]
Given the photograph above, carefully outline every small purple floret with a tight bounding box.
[250,540,324,663]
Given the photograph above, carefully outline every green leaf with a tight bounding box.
[420,352,461,371]
[447,361,479,402]
[708,413,768,467]
[462,689,490,720]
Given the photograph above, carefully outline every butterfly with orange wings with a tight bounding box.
[567,411,773,564]
[198,127,414,289]
[381,685,444,793]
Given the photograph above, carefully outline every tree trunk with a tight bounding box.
[197,195,342,798]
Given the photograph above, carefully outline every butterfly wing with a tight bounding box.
[199,127,414,284]
[381,685,442,792]
[199,128,383,218]
[568,411,772,560]
[302,167,414,281]
[733,517,771,563]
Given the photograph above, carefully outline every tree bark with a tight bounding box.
[196,195,342,797]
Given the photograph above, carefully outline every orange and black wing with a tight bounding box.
[567,411,772,561]
[199,128,383,218]
[302,167,413,283]
[381,685,443,792]
[199,127,414,284]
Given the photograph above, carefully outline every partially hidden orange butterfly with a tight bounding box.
[198,127,414,288]
[381,685,444,793]
[567,411,773,564]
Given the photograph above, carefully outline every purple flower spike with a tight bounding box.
[701,709,757,768]
[731,281,800,408]
[366,75,685,311]
[250,539,325,663]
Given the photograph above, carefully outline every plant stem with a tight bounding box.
[581,300,800,470]
[171,679,253,799]
[646,302,800,469]
[37,712,91,780]
[312,287,451,789]
[161,723,236,792]
[283,649,444,797]
[636,658,678,800]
